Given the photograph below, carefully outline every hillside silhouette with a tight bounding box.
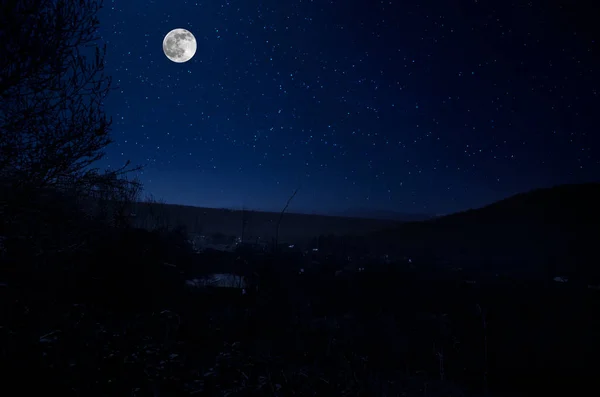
[371,183,600,281]
[430,183,600,224]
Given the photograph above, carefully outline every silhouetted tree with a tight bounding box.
[0,0,141,259]
[0,0,139,193]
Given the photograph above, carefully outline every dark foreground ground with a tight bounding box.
[1,222,598,397]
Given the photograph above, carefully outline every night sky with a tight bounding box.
[97,0,599,216]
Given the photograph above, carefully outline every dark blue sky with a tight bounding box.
[97,0,599,215]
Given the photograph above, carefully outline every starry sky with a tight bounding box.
[97,0,599,216]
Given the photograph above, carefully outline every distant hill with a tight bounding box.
[371,183,600,281]
[129,202,400,245]
[429,183,600,225]
[331,208,432,222]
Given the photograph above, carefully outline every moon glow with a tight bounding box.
[163,28,197,63]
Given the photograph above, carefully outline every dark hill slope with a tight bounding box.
[372,183,600,280]
[433,183,600,225]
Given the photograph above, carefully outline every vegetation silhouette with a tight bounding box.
[1,1,598,397]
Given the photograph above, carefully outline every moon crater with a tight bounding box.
[163,28,197,63]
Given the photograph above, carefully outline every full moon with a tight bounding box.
[163,28,197,63]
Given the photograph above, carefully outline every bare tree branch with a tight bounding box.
[0,0,139,194]
[0,0,144,255]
